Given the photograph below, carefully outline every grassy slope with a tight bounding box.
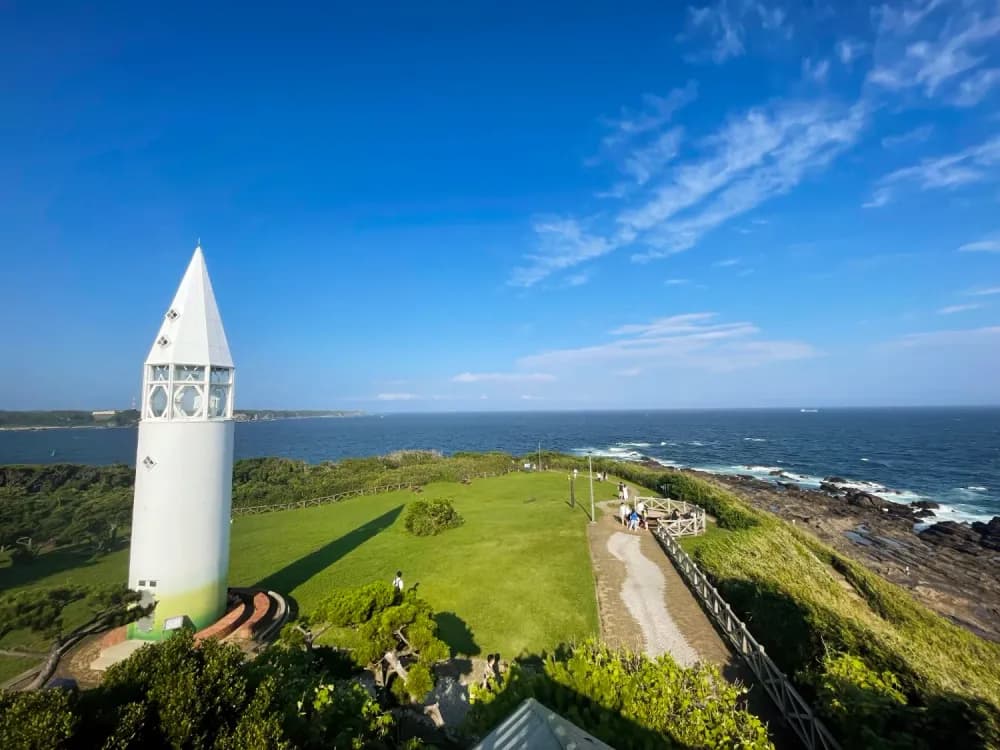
[0,472,598,657]
[668,472,1000,745]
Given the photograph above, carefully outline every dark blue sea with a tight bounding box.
[2,408,998,523]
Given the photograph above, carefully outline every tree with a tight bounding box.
[311,583,449,702]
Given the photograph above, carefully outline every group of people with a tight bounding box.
[618,486,648,531]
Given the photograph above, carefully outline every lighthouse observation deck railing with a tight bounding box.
[231,470,514,516]
[634,496,706,536]
[652,524,841,750]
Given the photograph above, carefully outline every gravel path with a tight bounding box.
[606,531,699,666]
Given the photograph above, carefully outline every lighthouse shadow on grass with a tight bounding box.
[253,504,404,594]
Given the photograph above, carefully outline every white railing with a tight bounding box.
[635,496,706,536]
[652,525,841,750]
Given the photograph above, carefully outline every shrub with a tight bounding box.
[0,688,76,750]
[403,499,464,537]
[811,653,912,749]
[314,582,396,626]
[467,640,771,749]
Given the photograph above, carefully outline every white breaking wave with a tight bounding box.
[927,503,996,525]
[964,486,988,492]
[743,437,767,442]
[618,442,652,448]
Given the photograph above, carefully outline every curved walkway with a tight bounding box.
[588,496,733,670]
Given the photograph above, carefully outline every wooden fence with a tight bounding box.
[635,496,706,536]
[652,525,841,750]
[230,470,513,516]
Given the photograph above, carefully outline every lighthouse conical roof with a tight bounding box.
[145,246,234,368]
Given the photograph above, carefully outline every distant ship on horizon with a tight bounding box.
[800,408,819,413]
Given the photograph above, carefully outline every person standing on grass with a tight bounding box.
[619,500,628,526]
[393,571,404,593]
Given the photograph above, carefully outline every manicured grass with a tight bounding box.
[0,655,40,684]
[1,472,599,657]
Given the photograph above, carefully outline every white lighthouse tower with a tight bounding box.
[127,244,235,640]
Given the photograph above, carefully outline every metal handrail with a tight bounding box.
[652,525,841,750]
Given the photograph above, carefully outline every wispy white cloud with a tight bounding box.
[938,303,984,314]
[952,68,1000,106]
[515,93,867,283]
[665,278,691,285]
[510,218,614,287]
[520,394,544,401]
[713,257,741,267]
[881,124,934,149]
[868,0,1000,106]
[519,312,819,372]
[802,57,831,83]
[600,83,698,152]
[890,325,1000,348]
[620,128,684,186]
[566,271,591,287]
[685,1,746,62]
[958,238,1000,253]
[836,38,868,65]
[452,372,556,383]
[626,100,867,259]
[864,134,1000,207]
[615,368,643,377]
[966,286,1000,296]
[376,392,419,401]
[681,1,790,63]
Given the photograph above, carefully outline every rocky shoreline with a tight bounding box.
[675,466,1000,642]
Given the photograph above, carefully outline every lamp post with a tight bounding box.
[588,453,595,524]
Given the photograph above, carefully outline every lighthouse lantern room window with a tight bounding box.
[145,364,233,421]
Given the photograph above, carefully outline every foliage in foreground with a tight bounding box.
[467,639,771,749]
[310,583,449,702]
[0,629,409,750]
[403,498,464,537]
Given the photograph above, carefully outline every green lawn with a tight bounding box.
[1,472,600,657]
[0,654,40,685]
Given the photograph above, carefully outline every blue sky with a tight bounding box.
[2,0,999,411]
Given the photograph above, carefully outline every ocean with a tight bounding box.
[2,408,997,524]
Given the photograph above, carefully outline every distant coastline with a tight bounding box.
[0,409,364,431]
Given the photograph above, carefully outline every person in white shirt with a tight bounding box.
[637,499,647,529]
[622,485,629,504]
[393,571,404,593]
[619,501,628,526]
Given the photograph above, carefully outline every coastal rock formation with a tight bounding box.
[845,490,886,510]
[971,517,1000,551]
[920,517,1000,554]
[919,521,984,555]
[698,471,1000,643]
[911,500,941,510]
